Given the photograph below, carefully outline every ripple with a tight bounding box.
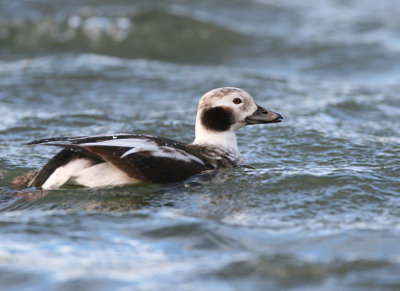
[1,1,400,289]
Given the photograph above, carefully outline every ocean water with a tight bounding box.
[1,0,400,290]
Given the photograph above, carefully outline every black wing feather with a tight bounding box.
[28,134,143,145]
[29,134,237,186]
[29,149,104,188]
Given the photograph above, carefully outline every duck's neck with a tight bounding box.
[193,123,239,154]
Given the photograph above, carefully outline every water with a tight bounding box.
[1,0,400,290]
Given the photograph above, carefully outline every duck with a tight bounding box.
[12,87,282,189]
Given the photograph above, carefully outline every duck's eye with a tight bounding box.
[233,98,242,105]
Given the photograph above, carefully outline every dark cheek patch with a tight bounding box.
[201,106,234,131]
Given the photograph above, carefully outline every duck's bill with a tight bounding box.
[245,105,283,125]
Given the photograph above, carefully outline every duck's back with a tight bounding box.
[28,134,240,189]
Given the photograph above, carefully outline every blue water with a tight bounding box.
[1,0,400,290]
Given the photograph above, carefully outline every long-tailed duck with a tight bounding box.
[13,87,282,189]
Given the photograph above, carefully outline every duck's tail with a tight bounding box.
[10,169,40,188]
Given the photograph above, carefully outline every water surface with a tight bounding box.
[1,0,400,290]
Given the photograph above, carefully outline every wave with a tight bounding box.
[1,0,400,79]
[0,9,246,63]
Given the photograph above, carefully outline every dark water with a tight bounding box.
[1,0,400,290]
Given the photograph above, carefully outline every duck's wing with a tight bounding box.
[29,134,212,184]
[27,134,142,145]
[28,134,136,187]
[28,148,104,188]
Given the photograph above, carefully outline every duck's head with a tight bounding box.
[193,87,282,152]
